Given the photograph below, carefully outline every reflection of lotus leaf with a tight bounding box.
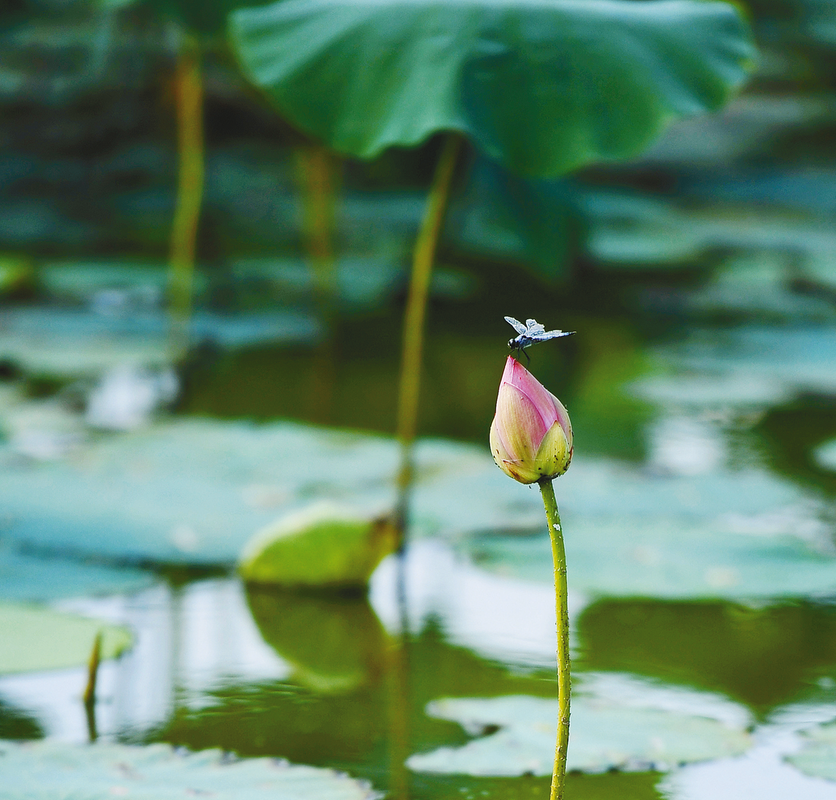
[0,698,44,740]
[0,740,379,799]
[247,586,389,693]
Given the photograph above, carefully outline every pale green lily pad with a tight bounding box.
[0,546,154,603]
[0,419,535,565]
[653,325,836,396]
[407,689,751,776]
[465,514,836,601]
[685,252,836,321]
[582,193,704,267]
[0,307,319,377]
[787,720,836,782]
[0,603,132,675]
[0,740,378,799]
[238,501,398,589]
[3,415,833,606]
[814,439,836,472]
[626,372,793,409]
[230,0,753,177]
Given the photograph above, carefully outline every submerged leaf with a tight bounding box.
[230,0,754,176]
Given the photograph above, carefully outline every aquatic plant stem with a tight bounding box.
[296,145,340,423]
[169,32,204,360]
[395,133,462,536]
[539,477,570,800]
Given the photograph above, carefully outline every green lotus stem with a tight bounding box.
[83,631,102,742]
[168,32,204,361]
[539,477,570,800]
[395,133,462,530]
[296,145,340,422]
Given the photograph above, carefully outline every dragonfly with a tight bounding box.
[505,316,574,363]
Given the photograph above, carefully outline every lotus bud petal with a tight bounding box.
[490,356,573,484]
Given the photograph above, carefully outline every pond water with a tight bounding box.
[3,256,836,799]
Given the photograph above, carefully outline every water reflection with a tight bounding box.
[246,587,390,694]
[578,598,836,716]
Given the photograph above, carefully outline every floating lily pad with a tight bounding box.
[407,688,751,776]
[787,720,836,781]
[654,324,836,397]
[0,307,319,377]
[0,546,155,603]
[0,740,378,799]
[0,418,534,565]
[0,603,132,675]
[464,512,836,601]
[3,413,834,602]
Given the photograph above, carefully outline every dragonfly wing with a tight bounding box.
[526,320,546,335]
[505,316,528,335]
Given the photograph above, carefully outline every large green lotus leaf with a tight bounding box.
[0,603,133,675]
[407,687,751,775]
[0,740,378,799]
[787,720,836,781]
[447,157,582,277]
[229,0,754,177]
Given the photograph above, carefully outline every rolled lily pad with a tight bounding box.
[0,740,378,799]
[787,720,836,781]
[407,689,751,776]
[230,0,754,177]
[0,603,132,675]
[238,501,398,590]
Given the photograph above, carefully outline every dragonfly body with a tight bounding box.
[505,316,574,363]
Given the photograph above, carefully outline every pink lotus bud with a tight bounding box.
[490,356,573,484]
